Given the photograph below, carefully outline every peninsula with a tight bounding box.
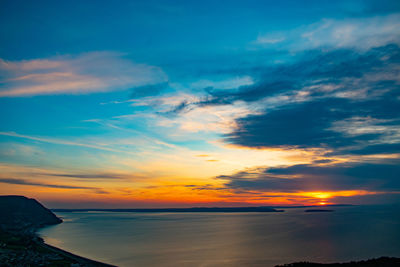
[0,195,114,267]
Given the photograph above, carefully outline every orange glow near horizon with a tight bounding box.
[0,162,386,208]
[0,183,380,208]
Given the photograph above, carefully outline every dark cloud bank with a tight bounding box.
[191,44,400,198]
[223,45,399,155]
[218,161,400,193]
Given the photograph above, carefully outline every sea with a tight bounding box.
[38,205,400,267]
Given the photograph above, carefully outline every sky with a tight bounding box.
[1,0,400,208]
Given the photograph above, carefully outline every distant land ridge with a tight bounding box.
[52,206,284,212]
[52,204,353,213]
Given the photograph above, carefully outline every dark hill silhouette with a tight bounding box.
[276,257,400,266]
[0,195,62,231]
[0,195,114,266]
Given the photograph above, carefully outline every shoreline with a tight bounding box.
[36,238,116,267]
[2,225,399,267]
[0,227,116,267]
[38,233,400,267]
[277,257,400,266]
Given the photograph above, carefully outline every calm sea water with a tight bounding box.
[38,205,400,267]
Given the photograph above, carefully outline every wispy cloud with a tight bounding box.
[41,173,126,180]
[300,14,400,50]
[189,76,255,90]
[254,13,400,50]
[0,131,131,153]
[0,177,99,190]
[0,163,145,185]
[0,52,167,97]
[158,102,258,134]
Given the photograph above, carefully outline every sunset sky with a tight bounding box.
[1,0,400,208]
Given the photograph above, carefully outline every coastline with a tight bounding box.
[36,238,116,267]
[0,227,116,267]
[25,235,400,267]
[3,218,399,267]
[33,236,400,267]
[276,257,400,266]
[1,197,399,267]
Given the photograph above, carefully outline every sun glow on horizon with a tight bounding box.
[0,160,382,207]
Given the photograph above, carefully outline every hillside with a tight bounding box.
[0,195,62,231]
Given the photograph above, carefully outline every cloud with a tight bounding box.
[41,173,125,180]
[341,143,400,155]
[154,41,400,203]
[218,160,400,193]
[254,13,400,51]
[225,97,400,152]
[0,177,98,190]
[130,82,170,98]
[162,44,400,157]
[213,45,400,155]
[169,44,400,117]
[0,52,167,97]
[189,76,255,90]
[0,131,135,154]
[158,102,258,133]
[299,14,400,50]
